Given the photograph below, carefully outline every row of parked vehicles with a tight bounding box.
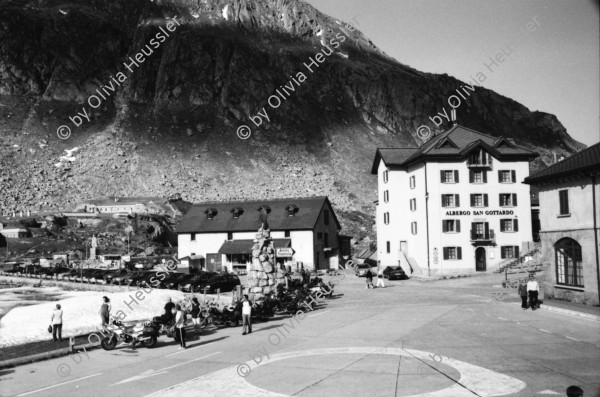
[1,264,241,293]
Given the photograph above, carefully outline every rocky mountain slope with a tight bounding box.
[0,0,585,242]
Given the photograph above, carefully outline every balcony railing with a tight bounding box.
[470,229,495,242]
[467,160,493,169]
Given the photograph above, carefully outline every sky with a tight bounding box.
[307,0,600,147]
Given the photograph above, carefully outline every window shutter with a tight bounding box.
[513,194,517,206]
[443,247,449,260]
[471,222,476,237]
[470,194,475,207]
[499,194,503,206]
[514,219,519,231]
[455,195,460,207]
[442,221,448,232]
[484,194,488,207]
[442,196,446,208]
[511,170,516,182]
[501,247,506,259]
[483,171,487,183]
[498,170,502,181]
[500,220,506,232]
[456,220,461,233]
[515,246,520,258]
[440,170,446,182]
[469,170,474,183]
[454,170,459,183]
[484,222,489,237]
[457,247,462,260]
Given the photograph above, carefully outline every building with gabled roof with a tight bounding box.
[524,142,600,305]
[176,196,342,272]
[372,124,538,275]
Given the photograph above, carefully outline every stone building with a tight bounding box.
[525,142,600,305]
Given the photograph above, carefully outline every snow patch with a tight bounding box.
[222,4,229,20]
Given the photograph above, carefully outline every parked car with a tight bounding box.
[136,271,165,288]
[112,270,144,285]
[75,269,97,283]
[355,264,372,277]
[180,272,217,292]
[195,274,240,293]
[159,272,193,289]
[383,266,407,280]
[103,269,129,285]
[89,269,112,284]
[58,269,78,281]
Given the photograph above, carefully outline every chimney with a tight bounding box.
[450,109,457,126]
[553,152,557,164]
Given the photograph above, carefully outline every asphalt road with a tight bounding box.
[1,272,599,397]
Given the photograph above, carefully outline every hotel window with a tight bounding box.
[498,170,516,183]
[440,170,459,183]
[383,170,389,183]
[555,238,583,287]
[470,193,488,207]
[317,232,323,239]
[410,199,416,211]
[559,190,569,215]
[468,149,492,166]
[409,175,416,189]
[384,212,390,224]
[443,247,462,260]
[324,210,330,225]
[469,170,487,183]
[442,220,461,233]
[411,222,417,235]
[500,219,519,232]
[383,190,389,203]
[386,241,391,253]
[441,194,460,207]
[501,246,520,259]
[324,233,329,247]
[499,193,517,207]
[284,230,290,238]
[227,232,233,240]
[191,233,196,241]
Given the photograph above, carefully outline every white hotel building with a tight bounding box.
[371,125,538,275]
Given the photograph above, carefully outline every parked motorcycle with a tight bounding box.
[100,319,159,350]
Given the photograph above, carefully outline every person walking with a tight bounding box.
[242,295,252,335]
[190,297,201,334]
[175,304,186,349]
[100,296,111,327]
[517,279,528,309]
[365,268,374,289]
[50,304,63,342]
[527,274,540,310]
[376,266,385,288]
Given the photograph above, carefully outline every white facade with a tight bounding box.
[178,230,316,272]
[377,153,534,275]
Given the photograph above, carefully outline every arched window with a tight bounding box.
[554,238,583,287]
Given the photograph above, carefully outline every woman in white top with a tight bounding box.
[175,304,186,349]
[51,304,63,342]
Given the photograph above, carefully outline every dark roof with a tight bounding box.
[218,239,291,254]
[371,125,537,174]
[525,142,600,184]
[177,196,340,233]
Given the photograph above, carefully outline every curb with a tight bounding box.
[0,342,100,370]
[538,304,600,321]
[511,302,600,321]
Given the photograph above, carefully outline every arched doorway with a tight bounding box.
[554,238,583,287]
[475,247,486,271]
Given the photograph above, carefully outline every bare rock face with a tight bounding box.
[0,0,585,241]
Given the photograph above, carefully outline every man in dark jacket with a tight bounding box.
[517,279,528,309]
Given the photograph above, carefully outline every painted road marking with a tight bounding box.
[309,310,330,318]
[166,342,217,357]
[113,352,220,385]
[143,347,526,397]
[17,373,103,396]
[538,329,552,334]
[516,322,528,327]
[565,336,579,341]
[497,317,507,320]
